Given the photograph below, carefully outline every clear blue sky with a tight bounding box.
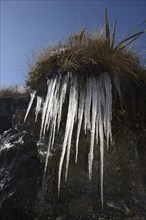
[1,0,146,88]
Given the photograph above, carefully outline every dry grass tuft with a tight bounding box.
[0,85,26,98]
[26,10,146,95]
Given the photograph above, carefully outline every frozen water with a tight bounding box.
[39,79,55,140]
[65,76,78,182]
[24,91,36,122]
[58,76,78,193]
[25,71,115,207]
[75,85,85,163]
[42,77,58,138]
[98,106,104,208]
[35,96,43,122]
[0,143,14,152]
[88,77,98,180]
[84,77,92,133]
[57,74,69,131]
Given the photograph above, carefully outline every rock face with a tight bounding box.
[0,93,146,220]
[0,95,43,219]
[0,95,29,134]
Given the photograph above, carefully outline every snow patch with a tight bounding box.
[0,143,14,152]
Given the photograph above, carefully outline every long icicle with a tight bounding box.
[84,77,92,133]
[39,79,54,140]
[35,96,43,122]
[103,73,112,148]
[75,84,85,163]
[97,72,112,207]
[99,104,104,208]
[88,77,98,180]
[65,76,78,181]
[43,77,61,171]
[42,77,58,137]
[57,74,69,131]
[24,91,36,122]
[42,127,53,193]
[42,76,62,192]
[58,75,78,194]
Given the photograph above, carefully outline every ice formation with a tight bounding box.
[24,91,36,122]
[35,96,43,122]
[25,72,121,207]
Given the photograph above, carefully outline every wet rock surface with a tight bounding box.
[0,126,42,219]
[0,94,146,219]
[0,95,29,134]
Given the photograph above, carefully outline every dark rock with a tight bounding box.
[0,93,145,219]
[0,126,43,219]
[0,95,29,134]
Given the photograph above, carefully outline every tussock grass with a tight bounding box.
[26,9,146,95]
[0,85,26,98]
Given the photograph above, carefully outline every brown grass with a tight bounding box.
[0,85,26,98]
[26,11,145,94]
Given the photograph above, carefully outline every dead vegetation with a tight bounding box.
[26,9,146,96]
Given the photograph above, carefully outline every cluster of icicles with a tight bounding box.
[24,72,121,207]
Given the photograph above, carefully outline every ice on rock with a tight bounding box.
[25,71,115,207]
[0,143,14,152]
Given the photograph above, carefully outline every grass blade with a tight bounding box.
[111,18,117,50]
[126,20,146,37]
[118,35,140,51]
[105,8,110,45]
[114,30,146,50]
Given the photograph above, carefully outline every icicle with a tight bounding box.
[65,76,78,181]
[24,91,36,122]
[42,127,53,193]
[46,77,61,131]
[39,79,54,140]
[75,85,85,163]
[25,71,115,208]
[42,76,62,192]
[58,75,78,194]
[95,79,101,145]
[48,77,61,150]
[99,105,104,208]
[35,96,43,122]
[84,77,92,133]
[42,77,58,137]
[103,73,112,148]
[57,74,69,131]
[88,77,98,180]
[96,72,112,207]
